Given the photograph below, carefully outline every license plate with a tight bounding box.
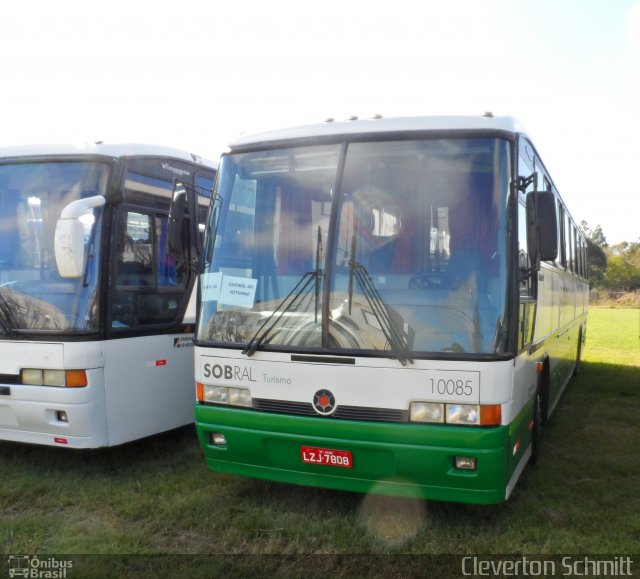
[301,446,353,469]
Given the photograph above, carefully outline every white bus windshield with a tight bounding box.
[199,138,510,356]
[0,161,108,334]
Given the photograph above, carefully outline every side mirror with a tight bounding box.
[168,182,188,255]
[526,191,558,265]
[168,180,210,266]
[204,202,221,265]
[54,196,105,278]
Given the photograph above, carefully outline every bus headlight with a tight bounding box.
[409,401,444,423]
[203,385,228,404]
[21,369,45,386]
[199,384,252,408]
[43,370,66,387]
[21,369,88,388]
[446,404,480,425]
[408,402,501,426]
[228,387,252,407]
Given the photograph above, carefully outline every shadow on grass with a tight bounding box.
[0,424,200,474]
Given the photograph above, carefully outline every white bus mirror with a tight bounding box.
[54,195,105,278]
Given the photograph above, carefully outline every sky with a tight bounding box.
[2,0,639,245]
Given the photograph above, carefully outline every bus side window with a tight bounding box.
[112,210,188,329]
[517,201,532,295]
[517,145,536,350]
[565,213,572,272]
[556,201,564,268]
[517,150,534,298]
[117,212,153,286]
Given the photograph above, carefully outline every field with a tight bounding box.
[1,308,639,577]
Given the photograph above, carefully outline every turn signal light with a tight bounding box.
[480,404,501,426]
[65,370,88,388]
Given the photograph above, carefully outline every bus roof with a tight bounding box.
[0,142,218,169]
[229,114,528,151]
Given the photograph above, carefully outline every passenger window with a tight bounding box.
[558,205,566,268]
[565,214,572,271]
[517,144,535,350]
[517,149,534,299]
[518,202,532,297]
[571,224,580,273]
[117,212,153,286]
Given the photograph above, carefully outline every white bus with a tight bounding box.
[0,143,216,448]
[187,115,588,504]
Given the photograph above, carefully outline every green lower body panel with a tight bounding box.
[196,405,520,504]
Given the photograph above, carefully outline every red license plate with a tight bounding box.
[301,446,353,468]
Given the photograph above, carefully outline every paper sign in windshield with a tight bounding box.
[201,272,223,302]
[218,276,257,308]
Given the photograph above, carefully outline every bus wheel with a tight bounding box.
[529,388,542,465]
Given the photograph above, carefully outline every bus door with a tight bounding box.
[104,204,194,445]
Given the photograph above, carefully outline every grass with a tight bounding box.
[584,306,640,367]
[1,307,639,577]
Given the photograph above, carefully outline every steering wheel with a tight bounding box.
[408,272,460,290]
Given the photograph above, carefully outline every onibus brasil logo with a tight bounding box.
[7,555,73,578]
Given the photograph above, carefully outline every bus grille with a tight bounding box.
[252,398,409,423]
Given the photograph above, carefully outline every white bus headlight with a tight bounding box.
[43,370,66,387]
[21,369,44,385]
[228,387,252,407]
[21,369,87,387]
[199,384,252,408]
[446,404,480,425]
[410,401,444,423]
[203,385,228,404]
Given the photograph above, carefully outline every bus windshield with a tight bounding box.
[0,161,108,335]
[198,137,510,356]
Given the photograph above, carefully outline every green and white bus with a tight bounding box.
[189,115,588,504]
[0,143,216,448]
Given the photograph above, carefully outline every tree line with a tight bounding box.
[582,222,640,291]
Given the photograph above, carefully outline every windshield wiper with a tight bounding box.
[243,227,323,357]
[347,234,413,366]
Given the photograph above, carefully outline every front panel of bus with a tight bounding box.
[0,153,214,447]
[193,135,537,504]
